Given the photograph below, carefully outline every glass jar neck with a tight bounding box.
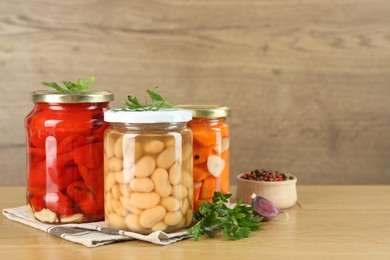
[110,122,188,132]
[35,102,109,111]
[188,117,226,126]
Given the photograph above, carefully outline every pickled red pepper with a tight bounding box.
[25,78,113,223]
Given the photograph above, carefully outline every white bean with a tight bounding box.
[151,221,168,232]
[105,191,113,213]
[104,134,116,158]
[187,187,193,203]
[182,143,192,161]
[130,192,160,209]
[120,196,144,215]
[169,163,181,186]
[134,142,143,162]
[112,199,127,217]
[109,157,123,172]
[181,198,190,215]
[160,196,180,212]
[107,213,126,230]
[114,137,123,158]
[115,170,132,184]
[130,178,154,193]
[175,217,186,229]
[185,209,194,226]
[112,184,121,200]
[165,137,175,148]
[119,184,132,197]
[125,214,143,232]
[104,153,109,174]
[182,159,192,173]
[164,211,183,226]
[134,156,156,177]
[139,205,166,228]
[151,168,172,198]
[105,172,116,192]
[156,147,176,169]
[171,185,188,199]
[181,171,192,188]
[144,140,165,154]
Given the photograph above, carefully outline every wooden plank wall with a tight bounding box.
[1,0,390,186]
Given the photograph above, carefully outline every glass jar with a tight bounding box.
[177,105,230,211]
[25,90,113,223]
[103,109,193,233]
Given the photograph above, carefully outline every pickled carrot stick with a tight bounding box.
[220,124,229,137]
[192,128,217,147]
[193,164,210,182]
[193,142,213,165]
[220,163,230,194]
[200,176,216,199]
[194,182,202,201]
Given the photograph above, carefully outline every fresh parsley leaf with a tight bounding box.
[120,87,176,111]
[42,76,96,93]
[62,81,78,91]
[124,95,144,110]
[188,192,262,241]
[77,76,95,89]
[42,82,68,93]
[146,89,164,101]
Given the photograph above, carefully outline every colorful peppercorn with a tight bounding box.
[241,169,293,182]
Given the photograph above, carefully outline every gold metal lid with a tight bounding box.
[30,90,114,103]
[177,105,230,118]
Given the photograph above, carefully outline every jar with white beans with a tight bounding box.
[103,109,193,234]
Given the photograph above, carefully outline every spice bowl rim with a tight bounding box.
[236,173,297,186]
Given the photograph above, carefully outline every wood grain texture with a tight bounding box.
[1,0,390,185]
[1,186,390,258]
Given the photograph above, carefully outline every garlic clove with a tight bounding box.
[207,155,225,177]
[34,208,58,223]
[213,137,229,153]
[251,193,288,221]
[60,213,84,223]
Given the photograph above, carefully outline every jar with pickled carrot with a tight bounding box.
[177,105,231,211]
[25,90,113,223]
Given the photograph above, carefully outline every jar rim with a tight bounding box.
[104,109,192,123]
[30,90,114,103]
[176,105,230,118]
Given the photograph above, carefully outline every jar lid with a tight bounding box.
[30,90,114,103]
[104,109,192,123]
[176,105,230,118]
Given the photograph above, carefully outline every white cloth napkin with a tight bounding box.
[3,206,193,247]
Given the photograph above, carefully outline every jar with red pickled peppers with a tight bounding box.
[177,105,231,211]
[103,109,193,233]
[25,90,113,223]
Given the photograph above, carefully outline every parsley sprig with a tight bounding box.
[42,76,96,93]
[122,87,175,111]
[188,192,262,240]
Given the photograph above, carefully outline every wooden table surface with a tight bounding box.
[1,186,390,259]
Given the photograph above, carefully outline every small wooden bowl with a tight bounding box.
[236,173,297,209]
